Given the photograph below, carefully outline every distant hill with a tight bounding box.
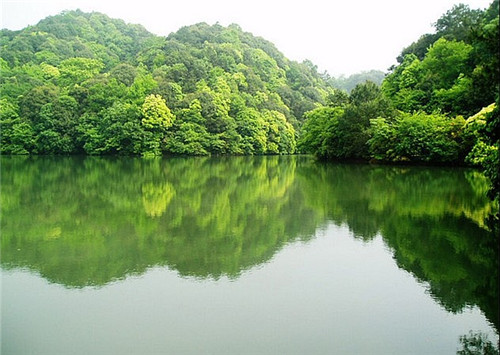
[325,70,386,93]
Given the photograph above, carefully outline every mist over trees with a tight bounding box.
[324,70,385,93]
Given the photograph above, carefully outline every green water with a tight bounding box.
[1,155,498,354]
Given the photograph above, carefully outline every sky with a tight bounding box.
[0,0,494,76]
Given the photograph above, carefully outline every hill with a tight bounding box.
[0,10,334,156]
[325,70,386,93]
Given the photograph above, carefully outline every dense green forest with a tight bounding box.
[0,2,498,197]
[0,10,333,156]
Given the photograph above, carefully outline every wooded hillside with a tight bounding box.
[0,10,333,156]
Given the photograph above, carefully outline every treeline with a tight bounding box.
[299,1,499,197]
[0,10,333,156]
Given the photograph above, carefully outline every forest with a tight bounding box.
[0,1,498,196]
[0,11,330,156]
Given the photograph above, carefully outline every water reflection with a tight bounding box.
[1,156,498,333]
[0,156,319,285]
[297,163,499,333]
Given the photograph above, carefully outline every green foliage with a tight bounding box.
[109,63,137,86]
[33,95,79,154]
[76,101,144,155]
[464,104,496,165]
[421,38,473,88]
[140,94,174,155]
[396,33,439,63]
[298,106,343,158]
[469,1,499,117]
[234,107,266,154]
[366,118,396,161]
[57,57,104,86]
[378,0,499,206]
[477,101,500,201]
[19,85,60,123]
[1,11,337,156]
[325,88,349,107]
[397,3,483,62]
[291,0,495,191]
[384,39,475,116]
[434,4,483,41]
[300,81,393,160]
[386,1,498,117]
[0,98,34,154]
[368,111,465,163]
[141,94,174,130]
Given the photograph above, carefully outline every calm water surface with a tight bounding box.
[1,156,498,354]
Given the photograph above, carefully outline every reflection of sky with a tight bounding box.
[3,223,496,354]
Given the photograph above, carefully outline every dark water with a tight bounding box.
[1,155,498,354]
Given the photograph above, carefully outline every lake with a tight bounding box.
[1,155,498,354]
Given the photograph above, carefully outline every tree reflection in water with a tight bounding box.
[1,156,498,337]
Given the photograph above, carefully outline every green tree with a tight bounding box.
[334,81,393,159]
[382,54,427,112]
[434,4,483,42]
[300,81,392,160]
[58,57,104,87]
[141,94,174,155]
[386,2,498,118]
[127,65,157,103]
[19,85,59,123]
[77,101,144,155]
[141,94,174,130]
[0,98,34,154]
[368,111,464,163]
[396,3,482,62]
[34,95,79,154]
[469,0,499,112]
[421,38,473,89]
[325,88,349,107]
[109,63,137,86]
[165,100,210,155]
[298,106,343,158]
[234,107,267,154]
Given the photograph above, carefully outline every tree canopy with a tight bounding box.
[0,10,334,156]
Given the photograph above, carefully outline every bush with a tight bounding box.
[368,111,464,163]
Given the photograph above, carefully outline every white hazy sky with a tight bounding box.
[0,0,493,76]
